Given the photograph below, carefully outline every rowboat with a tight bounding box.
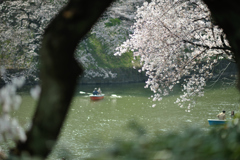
[208,119,226,126]
[89,94,104,101]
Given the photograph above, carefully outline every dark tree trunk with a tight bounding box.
[10,0,114,159]
[203,0,240,89]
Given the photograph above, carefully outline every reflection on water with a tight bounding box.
[13,83,240,159]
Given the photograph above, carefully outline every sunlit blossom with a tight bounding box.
[115,0,232,111]
[0,75,27,142]
[30,85,41,101]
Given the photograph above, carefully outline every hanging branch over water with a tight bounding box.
[203,0,240,90]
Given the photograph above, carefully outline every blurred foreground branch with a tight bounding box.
[10,0,114,159]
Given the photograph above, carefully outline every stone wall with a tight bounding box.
[79,68,147,84]
[0,60,238,86]
[0,69,39,86]
[0,68,147,86]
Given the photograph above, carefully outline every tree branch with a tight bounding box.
[10,0,114,158]
[202,0,240,89]
[183,39,232,51]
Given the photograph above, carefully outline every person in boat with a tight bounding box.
[97,88,102,95]
[217,110,226,120]
[231,111,235,118]
[93,88,99,95]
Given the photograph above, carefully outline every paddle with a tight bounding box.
[79,91,92,94]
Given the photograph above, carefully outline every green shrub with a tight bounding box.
[87,117,240,160]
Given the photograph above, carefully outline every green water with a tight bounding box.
[12,83,240,159]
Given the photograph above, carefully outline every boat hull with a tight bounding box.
[208,119,226,126]
[90,94,104,100]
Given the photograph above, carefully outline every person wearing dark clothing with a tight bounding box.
[231,111,235,118]
[93,88,99,95]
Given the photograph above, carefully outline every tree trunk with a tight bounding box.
[203,0,240,89]
[10,0,114,159]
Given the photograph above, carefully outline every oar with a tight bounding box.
[79,91,92,94]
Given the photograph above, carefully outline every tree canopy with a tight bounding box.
[0,0,146,82]
[115,0,235,110]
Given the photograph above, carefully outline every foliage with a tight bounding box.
[76,34,135,69]
[115,0,234,110]
[105,18,121,27]
[75,34,136,79]
[0,0,65,83]
[0,0,62,66]
[0,0,146,82]
[88,118,240,160]
[75,0,147,78]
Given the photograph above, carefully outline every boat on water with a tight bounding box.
[89,94,104,101]
[208,119,226,126]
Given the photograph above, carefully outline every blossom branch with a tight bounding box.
[182,39,231,51]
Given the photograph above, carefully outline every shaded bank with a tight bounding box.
[0,60,237,86]
[80,68,147,84]
[0,68,147,86]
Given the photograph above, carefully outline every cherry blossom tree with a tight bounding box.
[1,0,148,82]
[115,0,234,111]
[0,0,65,83]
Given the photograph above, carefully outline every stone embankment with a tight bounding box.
[0,60,238,86]
[0,68,147,86]
[79,68,147,84]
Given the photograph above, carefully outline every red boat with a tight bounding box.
[90,94,104,100]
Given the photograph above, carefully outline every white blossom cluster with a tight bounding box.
[0,68,26,142]
[91,0,146,55]
[115,0,233,110]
